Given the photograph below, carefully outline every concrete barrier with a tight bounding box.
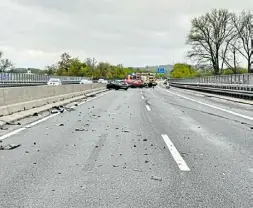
[0,84,105,116]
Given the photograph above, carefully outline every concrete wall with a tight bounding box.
[0,84,105,116]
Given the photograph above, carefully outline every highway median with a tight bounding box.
[0,84,107,126]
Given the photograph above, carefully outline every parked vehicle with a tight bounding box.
[47,78,62,86]
[80,79,93,84]
[98,79,104,83]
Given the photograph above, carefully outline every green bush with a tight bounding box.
[170,63,198,78]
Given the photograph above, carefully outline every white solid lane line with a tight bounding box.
[160,87,253,121]
[146,105,151,111]
[0,90,112,142]
[142,96,145,99]
[162,134,190,172]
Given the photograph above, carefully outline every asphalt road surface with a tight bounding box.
[1,86,253,208]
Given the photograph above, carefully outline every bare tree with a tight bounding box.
[228,39,242,73]
[0,51,14,72]
[85,57,97,79]
[232,11,253,72]
[187,9,235,74]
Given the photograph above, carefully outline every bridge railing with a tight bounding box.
[0,73,85,84]
[169,74,253,85]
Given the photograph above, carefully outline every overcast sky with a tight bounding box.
[0,0,251,68]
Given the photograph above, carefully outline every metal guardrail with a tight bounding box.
[0,73,86,87]
[169,82,253,99]
[169,73,253,85]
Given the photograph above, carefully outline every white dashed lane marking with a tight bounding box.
[162,134,190,172]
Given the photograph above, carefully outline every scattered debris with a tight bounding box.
[75,128,85,132]
[65,107,75,112]
[151,176,162,181]
[6,122,21,126]
[52,106,64,113]
[133,169,142,172]
[0,144,21,150]
[51,110,59,114]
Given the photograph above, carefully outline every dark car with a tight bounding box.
[106,80,129,90]
[106,81,115,90]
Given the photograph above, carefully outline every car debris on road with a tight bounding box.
[0,144,21,150]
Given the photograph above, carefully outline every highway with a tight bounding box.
[0,86,253,208]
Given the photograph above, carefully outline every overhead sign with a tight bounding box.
[157,67,165,74]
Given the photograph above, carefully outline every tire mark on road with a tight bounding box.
[83,134,108,172]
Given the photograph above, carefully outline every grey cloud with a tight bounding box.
[0,0,252,68]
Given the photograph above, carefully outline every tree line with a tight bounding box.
[0,50,145,79]
[44,53,144,79]
[170,63,248,79]
[186,9,253,75]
